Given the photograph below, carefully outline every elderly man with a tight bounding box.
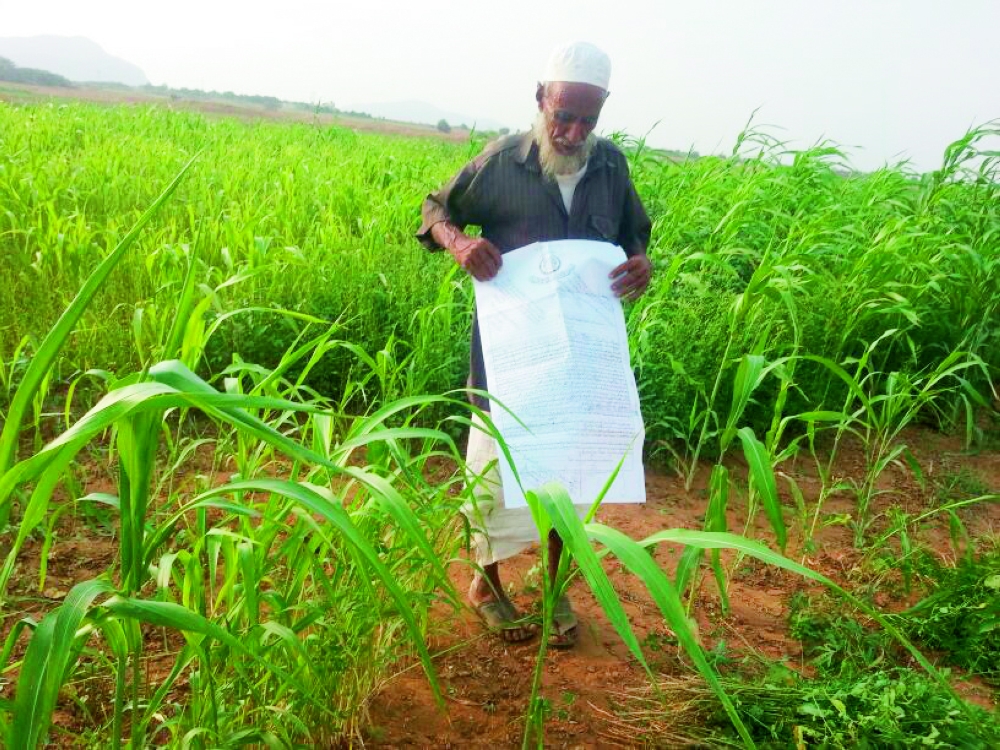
[417,41,652,646]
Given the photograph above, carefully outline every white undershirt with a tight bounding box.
[555,162,588,213]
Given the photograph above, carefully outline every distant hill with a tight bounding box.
[0,36,148,86]
[353,99,508,132]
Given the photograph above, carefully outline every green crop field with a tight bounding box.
[1,101,999,747]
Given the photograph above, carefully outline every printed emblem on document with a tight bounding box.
[538,253,562,274]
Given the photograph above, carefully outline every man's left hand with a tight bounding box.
[610,254,652,300]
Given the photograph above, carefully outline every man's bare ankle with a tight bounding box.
[469,574,503,605]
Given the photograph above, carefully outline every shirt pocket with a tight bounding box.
[589,214,618,243]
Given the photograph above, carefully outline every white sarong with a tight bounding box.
[462,414,586,566]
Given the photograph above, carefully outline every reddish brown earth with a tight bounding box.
[364,428,1000,748]
[2,427,998,747]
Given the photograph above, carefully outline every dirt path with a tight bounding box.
[365,432,1000,747]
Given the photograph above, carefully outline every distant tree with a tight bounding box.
[498,127,510,136]
[437,119,451,133]
[0,57,72,87]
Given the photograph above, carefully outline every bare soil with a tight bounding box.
[364,428,1000,748]
[2,427,998,747]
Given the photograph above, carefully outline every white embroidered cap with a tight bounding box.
[543,41,611,91]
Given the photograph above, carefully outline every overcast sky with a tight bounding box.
[4,0,998,171]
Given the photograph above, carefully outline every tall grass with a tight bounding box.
[0,103,472,405]
[628,121,1000,461]
[0,160,466,745]
[1,100,998,745]
[4,104,997,441]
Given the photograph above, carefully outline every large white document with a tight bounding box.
[473,239,646,509]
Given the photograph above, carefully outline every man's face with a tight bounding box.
[537,82,607,156]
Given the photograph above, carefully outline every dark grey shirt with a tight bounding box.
[418,132,652,409]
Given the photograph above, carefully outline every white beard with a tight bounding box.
[533,112,595,179]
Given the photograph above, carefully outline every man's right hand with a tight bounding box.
[449,235,503,282]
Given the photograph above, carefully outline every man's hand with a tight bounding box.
[431,221,503,281]
[450,235,503,282]
[610,254,652,300]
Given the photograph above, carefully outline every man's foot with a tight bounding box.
[548,595,579,648]
[472,597,537,643]
[469,575,536,643]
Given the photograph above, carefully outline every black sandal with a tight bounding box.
[473,599,537,643]
[548,595,579,648]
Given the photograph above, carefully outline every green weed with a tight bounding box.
[607,663,1000,748]
[904,547,1000,687]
